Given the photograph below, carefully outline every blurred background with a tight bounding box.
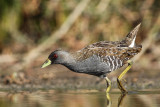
[0,0,160,91]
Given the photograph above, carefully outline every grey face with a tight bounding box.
[48,51,59,64]
[41,50,61,68]
[41,50,71,68]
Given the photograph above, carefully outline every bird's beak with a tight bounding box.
[41,59,51,68]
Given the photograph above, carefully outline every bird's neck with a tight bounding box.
[60,52,76,65]
[60,51,81,72]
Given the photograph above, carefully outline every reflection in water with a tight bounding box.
[0,90,160,107]
[106,93,126,107]
[118,93,126,107]
[106,93,112,107]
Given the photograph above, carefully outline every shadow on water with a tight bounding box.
[0,90,160,107]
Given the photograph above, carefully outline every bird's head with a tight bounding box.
[41,50,70,68]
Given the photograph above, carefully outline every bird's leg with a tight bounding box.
[117,60,133,93]
[105,77,112,93]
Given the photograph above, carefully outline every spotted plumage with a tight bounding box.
[42,23,141,77]
[71,44,141,77]
[42,23,142,93]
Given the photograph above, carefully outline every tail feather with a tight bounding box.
[121,23,141,47]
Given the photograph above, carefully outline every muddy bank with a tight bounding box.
[0,66,160,92]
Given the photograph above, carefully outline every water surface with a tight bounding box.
[0,90,160,107]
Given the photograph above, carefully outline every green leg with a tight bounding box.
[117,60,133,93]
[105,77,112,93]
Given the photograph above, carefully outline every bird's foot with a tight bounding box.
[117,78,128,94]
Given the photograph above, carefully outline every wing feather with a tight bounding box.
[75,43,141,65]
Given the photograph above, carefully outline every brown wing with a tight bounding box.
[84,40,133,49]
[74,44,141,70]
[84,41,121,49]
[73,41,121,61]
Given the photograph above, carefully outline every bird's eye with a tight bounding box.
[53,54,58,59]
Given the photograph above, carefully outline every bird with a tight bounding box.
[41,23,142,93]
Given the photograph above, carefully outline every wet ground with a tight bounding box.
[0,66,160,107]
[0,89,160,107]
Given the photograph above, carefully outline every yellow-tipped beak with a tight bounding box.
[41,59,51,68]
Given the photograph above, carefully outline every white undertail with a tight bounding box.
[129,36,136,47]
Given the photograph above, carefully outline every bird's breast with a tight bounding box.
[63,55,111,74]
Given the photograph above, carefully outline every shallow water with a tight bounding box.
[0,90,160,107]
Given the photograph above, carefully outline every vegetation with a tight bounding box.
[0,0,160,90]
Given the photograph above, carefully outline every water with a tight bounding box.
[0,90,160,107]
